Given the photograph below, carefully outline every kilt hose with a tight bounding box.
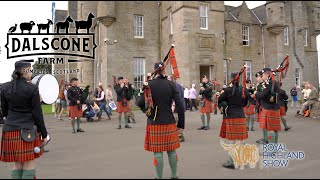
[244,104,255,116]
[145,124,180,152]
[200,99,213,114]
[260,108,281,131]
[0,130,43,162]
[280,106,286,116]
[219,118,248,140]
[69,105,83,119]
[116,100,129,113]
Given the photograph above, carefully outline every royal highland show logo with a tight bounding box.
[5,13,97,75]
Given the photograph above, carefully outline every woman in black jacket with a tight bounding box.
[0,60,50,179]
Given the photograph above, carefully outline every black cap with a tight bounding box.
[262,68,271,73]
[15,60,31,71]
[255,71,263,77]
[70,77,78,83]
[117,77,123,81]
[154,62,164,70]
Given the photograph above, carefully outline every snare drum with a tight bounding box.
[31,74,59,104]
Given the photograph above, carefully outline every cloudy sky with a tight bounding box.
[0,1,319,83]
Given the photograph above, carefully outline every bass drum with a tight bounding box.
[31,74,59,104]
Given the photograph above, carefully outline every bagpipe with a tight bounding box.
[218,64,247,116]
[268,55,290,104]
[135,44,180,119]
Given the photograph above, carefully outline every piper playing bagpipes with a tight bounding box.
[197,75,214,130]
[254,70,265,144]
[244,79,256,131]
[218,65,250,169]
[135,45,184,179]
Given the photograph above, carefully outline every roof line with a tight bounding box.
[229,12,239,21]
[251,9,262,25]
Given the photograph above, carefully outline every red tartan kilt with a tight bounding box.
[0,130,43,162]
[69,105,83,119]
[144,124,180,152]
[200,99,213,114]
[243,104,255,116]
[280,106,286,116]
[116,100,129,113]
[219,118,248,140]
[259,108,281,131]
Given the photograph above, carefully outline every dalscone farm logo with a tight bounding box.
[5,13,97,75]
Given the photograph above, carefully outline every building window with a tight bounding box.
[134,58,145,89]
[169,11,173,35]
[304,29,308,46]
[222,32,225,44]
[284,26,289,45]
[295,68,301,86]
[242,25,250,46]
[244,60,252,81]
[134,15,144,38]
[223,60,228,85]
[200,5,208,30]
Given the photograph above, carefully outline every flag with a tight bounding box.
[169,48,180,79]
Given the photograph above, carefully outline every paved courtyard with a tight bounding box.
[0,107,319,179]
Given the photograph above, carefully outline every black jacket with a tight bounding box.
[114,84,129,102]
[247,87,256,105]
[255,80,280,110]
[218,85,249,119]
[279,89,288,107]
[147,76,185,129]
[1,77,48,138]
[67,86,82,106]
[199,83,213,102]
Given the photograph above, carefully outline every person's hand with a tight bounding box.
[43,134,50,144]
[131,84,135,89]
[200,87,205,91]
[251,94,255,98]
[120,83,124,88]
[77,100,80,104]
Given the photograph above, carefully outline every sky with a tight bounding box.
[0,1,319,84]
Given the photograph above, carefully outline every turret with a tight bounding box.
[265,1,285,35]
[97,1,116,27]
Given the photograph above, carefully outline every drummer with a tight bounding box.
[0,60,50,179]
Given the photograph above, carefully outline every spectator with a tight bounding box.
[189,84,198,111]
[298,83,319,116]
[105,85,113,116]
[290,84,299,108]
[184,86,190,110]
[301,84,311,102]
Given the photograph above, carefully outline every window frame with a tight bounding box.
[304,28,308,47]
[134,15,144,38]
[284,26,289,45]
[133,57,145,89]
[242,25,250,46]
[295,68,301,87]
[243,60,252,82]
[199,4,208,30]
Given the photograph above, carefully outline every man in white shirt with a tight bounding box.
[184,86,190,110]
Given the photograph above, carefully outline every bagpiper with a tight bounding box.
[252,68,281,144]
[244,79,256,131]
[198,75,213,130]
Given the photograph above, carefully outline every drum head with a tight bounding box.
[32,74,59,104]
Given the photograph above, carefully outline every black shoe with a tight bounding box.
[198,126,206,130]
[77,129,85,132]
[125,125,132,128]
[204,126,209,130]
[72,130,76,133]
[222,162,235,169]
[117,125,122,129]
[285,126,291,131]
[251,127,255,131]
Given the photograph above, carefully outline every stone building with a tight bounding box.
[54,1,319,94]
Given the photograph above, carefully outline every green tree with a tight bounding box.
[32,61,52,77]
